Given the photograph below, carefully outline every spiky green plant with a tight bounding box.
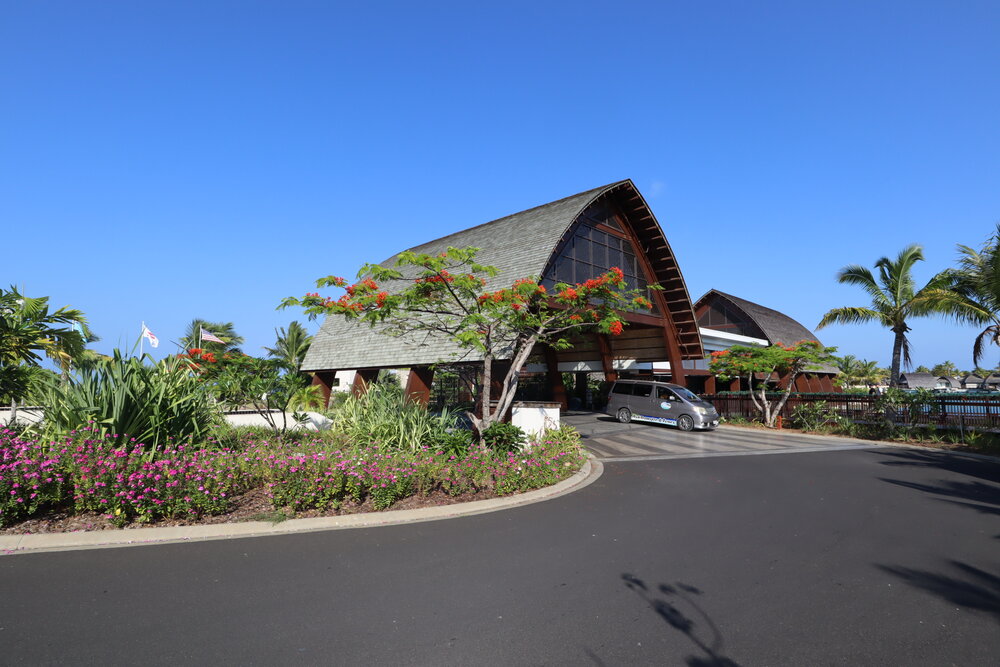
[328,383,459,451]
[37,351,219,451]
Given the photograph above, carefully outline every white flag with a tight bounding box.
[141,324,159,348]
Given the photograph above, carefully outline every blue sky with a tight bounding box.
[3,1,999,371]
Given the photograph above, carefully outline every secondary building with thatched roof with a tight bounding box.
[961,374,983,390]
[301,180,704,407]
[682,290,840,394]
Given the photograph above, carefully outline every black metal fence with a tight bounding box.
[703,393,1000,430]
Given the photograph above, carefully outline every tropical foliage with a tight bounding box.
[0,286,88,423]
[326,382,460,452]
[709,340,837,427]
[265,321,312,372]
[817,244,955,386]
[212,356,312,433]
[281,246,654,440]
[36,350,218,449]
[179,319,244,353]
[936,225,1000,365]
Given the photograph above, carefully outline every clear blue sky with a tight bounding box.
[3,1,999,371]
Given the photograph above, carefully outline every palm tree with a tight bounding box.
[936,225,1000,365]
[817,245,954,387]
[0,286,87,423]
[857,360,886,386]
[264,321,312,372]
[179,319,244,353]
[833,354,861,388]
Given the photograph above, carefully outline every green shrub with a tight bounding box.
[789,401,845,431]
[326,383,458,451]
[482,422,526,453]
[36,351,218,450]
[427,428,473,456]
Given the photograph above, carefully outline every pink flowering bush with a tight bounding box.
[0,424,587,529]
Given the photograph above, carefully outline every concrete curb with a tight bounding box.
[0,457,604,556]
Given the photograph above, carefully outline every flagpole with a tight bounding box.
[140,321,144,357]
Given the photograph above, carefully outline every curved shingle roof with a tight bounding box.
[302,180,700,371]
[695,290,823,347]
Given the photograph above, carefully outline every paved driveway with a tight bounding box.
[2,447,998,665]
[563,411,881,460]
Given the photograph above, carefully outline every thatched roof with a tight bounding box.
[898,372,941,389]
[302,180,702,372]
[694,290,822,347]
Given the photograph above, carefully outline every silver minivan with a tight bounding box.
[605,380,719,431]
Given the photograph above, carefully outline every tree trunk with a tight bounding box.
[9,397,17,428]
[890,330,905,387]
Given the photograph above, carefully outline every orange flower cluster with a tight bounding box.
[558,287,579,300]
[632,296,653,309]
[609,320,623,336]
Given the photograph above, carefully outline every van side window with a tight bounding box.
[657,387,677,401]
[612,384,633,395]
[634,384,652,397]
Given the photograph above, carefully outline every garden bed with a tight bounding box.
[1,426,586,534]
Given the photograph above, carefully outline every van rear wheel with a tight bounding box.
[677,414,695,431]
[617,408,632,424]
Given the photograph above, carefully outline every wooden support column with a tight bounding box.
[705,375,717,395]
[352,369,378,396]
[597,334,618,382]
[310,371,336,408]
[404,366,434,405]
[544,346,568,410]
[661,323,687,387]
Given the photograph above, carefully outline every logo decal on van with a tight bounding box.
[634,414,678,426]
[659,401,670,410]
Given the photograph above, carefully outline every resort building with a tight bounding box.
[301,180,837,408]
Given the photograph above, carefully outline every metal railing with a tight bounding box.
[703,392,1000,430]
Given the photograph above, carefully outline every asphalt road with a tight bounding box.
[2,446,998,666]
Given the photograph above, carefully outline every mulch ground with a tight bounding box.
[0,486,502,536]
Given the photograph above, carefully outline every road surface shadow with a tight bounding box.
[619,573,742,667]
[873,449,1000,517]
[877,560,1000,621]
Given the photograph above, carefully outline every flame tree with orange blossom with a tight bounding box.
[708,340,837,428]
[281,246,656,441]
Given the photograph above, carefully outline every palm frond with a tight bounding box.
[817,306,885,329]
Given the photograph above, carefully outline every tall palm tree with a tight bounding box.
[179,319,244,353]
[264,321,312,372]
[817,244,954,387]
[937,225,1000,365]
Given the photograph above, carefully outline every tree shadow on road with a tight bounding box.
[877,560,1000,621]
[873,449,1000,518]
[619,573,742,667]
